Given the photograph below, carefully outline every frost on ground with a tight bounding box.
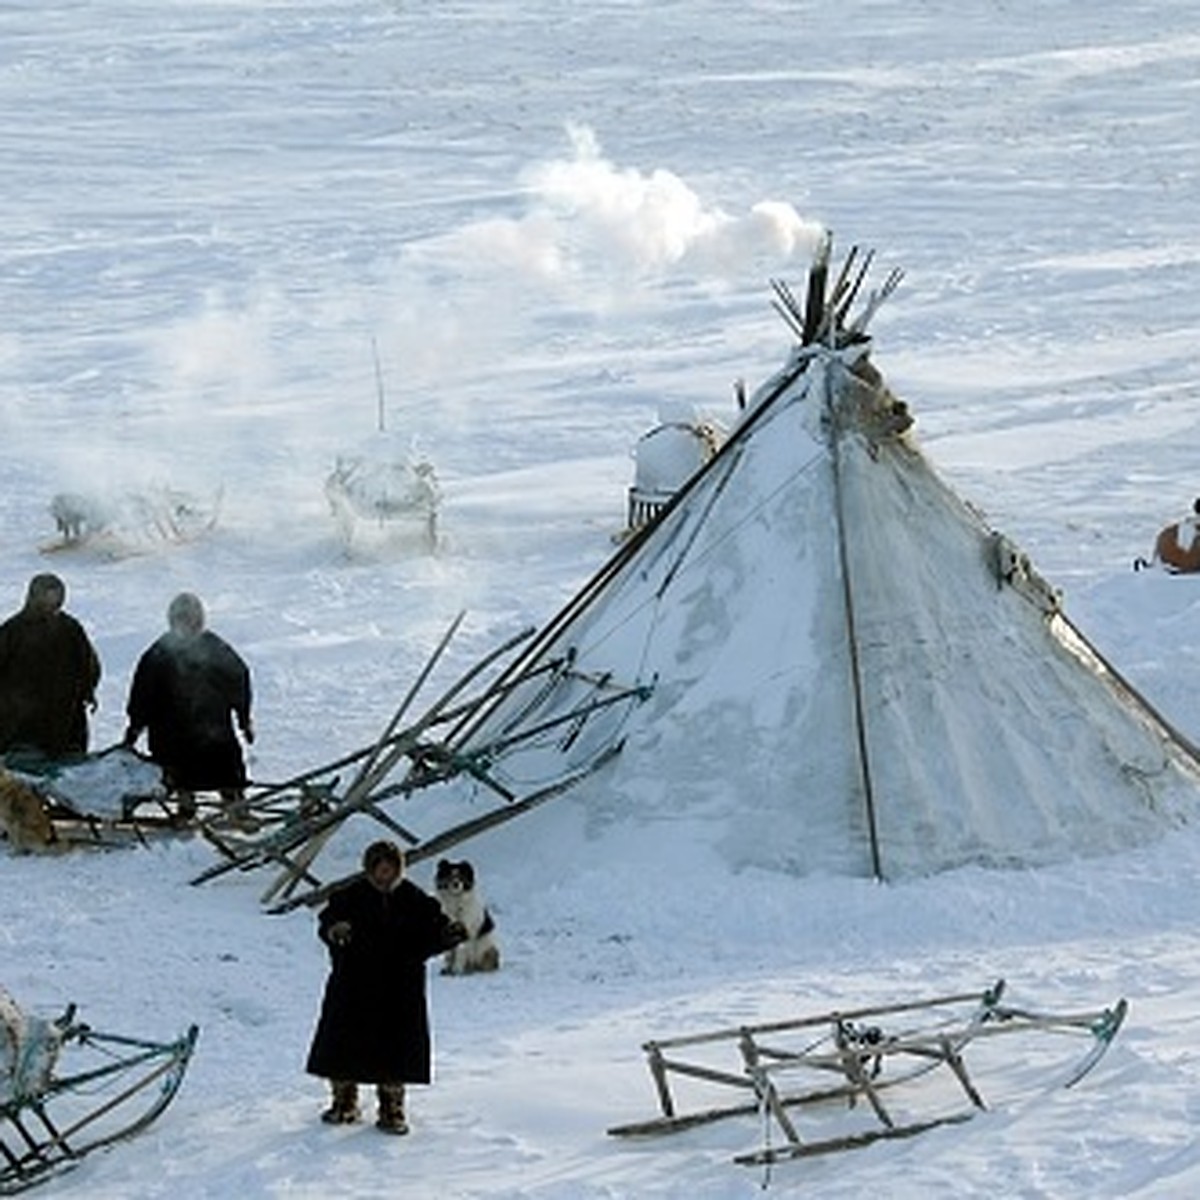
[3,2,1200,1197]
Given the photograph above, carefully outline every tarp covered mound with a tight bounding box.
[2,749,165,824]
[431,338,1199,879]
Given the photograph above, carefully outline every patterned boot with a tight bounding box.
[320,1080,360,1124]
[376,1082,408,1134]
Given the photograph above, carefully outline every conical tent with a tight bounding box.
[435,249,1200,880]
[223,244,1200,911]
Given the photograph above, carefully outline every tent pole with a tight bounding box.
[826,361,885,880]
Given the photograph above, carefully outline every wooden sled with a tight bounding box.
[608,980,1127,1167]
[326,451,440,554]
[0,990,198,1194]
[0,751,188,852]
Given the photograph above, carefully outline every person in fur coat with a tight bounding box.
[0,574,100,760]
[305,840,466,1133]
[123,592,252,819]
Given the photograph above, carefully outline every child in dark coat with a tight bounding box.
[305,840,465,1133]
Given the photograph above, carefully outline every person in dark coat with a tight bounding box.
[305,840,466,1133]
[0,574,101,761]
[122,592,253,820]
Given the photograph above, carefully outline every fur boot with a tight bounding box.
[376,1082,408,1134]
[320,1079,360,1124]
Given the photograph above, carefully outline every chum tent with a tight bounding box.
[410,240,1200,881]
[201,240,1200,908]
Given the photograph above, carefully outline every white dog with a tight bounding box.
[49,492,113,544]
[434,859,500,975]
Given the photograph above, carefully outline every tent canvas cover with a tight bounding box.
[394,250,1200,883]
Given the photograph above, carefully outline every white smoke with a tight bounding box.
[18,131,825,542]
[141,287,278,400]
[444,125,824,285]
[368,126,826,399]
[110,130,822,413]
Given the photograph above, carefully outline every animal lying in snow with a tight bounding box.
[0,770,55,853]
[49,492,113,543]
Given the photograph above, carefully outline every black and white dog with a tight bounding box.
[434,859,500,975]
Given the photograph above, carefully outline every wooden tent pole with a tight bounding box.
[801,231,831,344]
[826,359,885,881]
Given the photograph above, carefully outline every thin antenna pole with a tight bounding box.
[371,337,386,433]
[826,360,884,880]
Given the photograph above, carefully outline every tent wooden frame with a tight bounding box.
[190,611,648,910]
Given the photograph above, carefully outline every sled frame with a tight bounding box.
[1,1018,198,1194]
[607,980,1128,1167]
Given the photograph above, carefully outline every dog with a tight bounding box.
[0,770,56,852]
[49,492,113,544]
[434,859,500,975]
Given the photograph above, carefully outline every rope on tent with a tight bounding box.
[475,369,828,765]
[446,330,832,755]
[654,444,746,600]
[480,418,828,781]
[511,439,830,700]
[826,353,884,881]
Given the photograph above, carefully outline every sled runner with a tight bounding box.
[608,980,1127,1167]
[0,988,198,1194]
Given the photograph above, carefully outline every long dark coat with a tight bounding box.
[126,630,251,791]
[306,877,460,1085]
[0,608,100,758]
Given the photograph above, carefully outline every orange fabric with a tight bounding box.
[1155,522,1200,572]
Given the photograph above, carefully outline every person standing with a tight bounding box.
[305,840,466,1134]
[0,573,101,760]
[123,592,253,818]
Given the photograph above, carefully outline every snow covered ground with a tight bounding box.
[3,2,1200,1196]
